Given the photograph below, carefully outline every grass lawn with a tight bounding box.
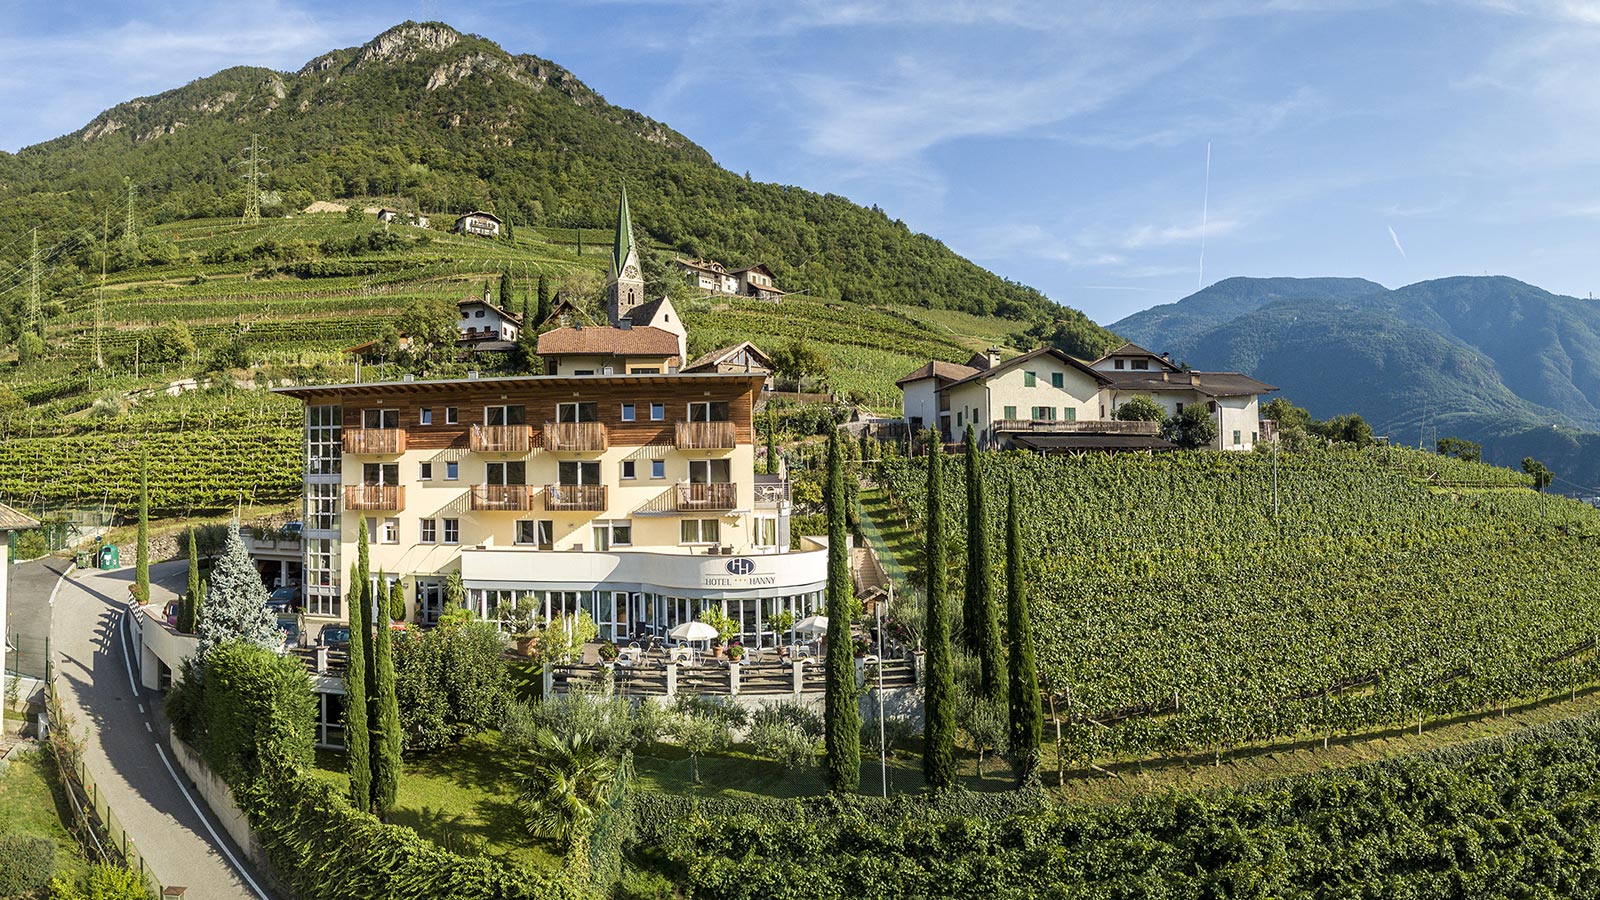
[0,749,88,883]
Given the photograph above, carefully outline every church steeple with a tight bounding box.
[606,187,645,325]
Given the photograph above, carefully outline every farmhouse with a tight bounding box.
[675,258,786,300]
[451,210,502,238]
[896,342,1275,452]
[457,285,522,348]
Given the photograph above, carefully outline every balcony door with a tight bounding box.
[485,461,526,486]
[687,401,730,422]
[362,463,399,486]
[363,409,399,429]
[558,461,601,485]
[688,459,732,484]
[557,402,598,424]
[484,405,526,426]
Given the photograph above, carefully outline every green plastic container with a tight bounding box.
[98,545,120,569]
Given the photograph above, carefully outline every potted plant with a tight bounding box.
[698,608,738,657]
[495,597,539,656]
[727,642,746,663]
[852,632,873,658]
[599,641,619,665]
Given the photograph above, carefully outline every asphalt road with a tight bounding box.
[49,559,277,899]
[5,555,69,677]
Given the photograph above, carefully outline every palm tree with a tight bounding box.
[516,728,618,853]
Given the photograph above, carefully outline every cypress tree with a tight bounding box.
[179,529,200,633]
[371,572,402,815]
[923,431,957,790]
[1006,476,1042,783]
[536,273,551,326]
[823,430,861,793]
[499,270,513,309]
[344,561,372,812]
[389,579,405,623]
[765,411,780,475]
[965,425,1003,702]
[135,448,149,604]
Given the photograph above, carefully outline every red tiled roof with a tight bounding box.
[536,325,680,357]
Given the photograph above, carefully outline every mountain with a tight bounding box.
[1113,275,1600,493]
[0,21,1113,355]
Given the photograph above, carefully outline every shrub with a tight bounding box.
[47,864,148,899]
[395,622,512,753]
[0,833,55,896]
[196,641,315,785]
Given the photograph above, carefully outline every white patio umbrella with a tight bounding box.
[793,615,829,636]
[668,620,719,642]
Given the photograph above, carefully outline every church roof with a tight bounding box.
[612,187,637,278]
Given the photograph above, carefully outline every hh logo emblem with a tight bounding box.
[725,557,756,576]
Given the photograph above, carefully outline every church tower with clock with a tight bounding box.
[607,187,647,326]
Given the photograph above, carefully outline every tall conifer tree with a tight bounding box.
[371,572,402,815]
[536,274,551,325]
[923,431,957,790]
[344,560,372,812]
[1006,476,1042,783]
[135,448,149,603]
[179,528,200,633]
[823,430,861,792]
[965,426,1003,702]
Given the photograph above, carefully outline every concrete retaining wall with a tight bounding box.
[167,737,287,896]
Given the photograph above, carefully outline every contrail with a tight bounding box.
[1388,224,1407,259]
[1198,142,1211,290]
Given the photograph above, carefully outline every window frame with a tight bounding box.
[419,408,433,426]
[442,518,460,545]
[621,403,636,422]
[445,407,459,425]
[419,519,437,544]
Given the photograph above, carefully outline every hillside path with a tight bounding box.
[50,560,277,900]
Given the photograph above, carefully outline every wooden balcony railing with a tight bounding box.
[543,421,608,452]
[471,424,535,453]
[675,420,737,450]
[471,484,541,511]
[342,429,407,454]
[344,484,405,511]
[676,482,737,511]
[991,419,1161,435]
[544,483,607,512]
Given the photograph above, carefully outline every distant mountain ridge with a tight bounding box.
[1112,275,1600,493]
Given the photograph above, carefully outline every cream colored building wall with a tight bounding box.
[345,443,757,613]
[1215,395,1263,451]
[956,359,1103,442]
[547,355,678,375]
[900,380,941,434]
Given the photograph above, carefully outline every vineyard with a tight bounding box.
[881,444,1600,761]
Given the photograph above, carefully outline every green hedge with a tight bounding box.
[0,833,56,896]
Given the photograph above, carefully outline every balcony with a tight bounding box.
[754,476,790,508]
[544,483,607,512]
[676,482,737,511]
[343,429,406,454]
[543,421,608,453]
[471,484,541,511]
[675,420,737,450]
[344,484,404,511]
[471,424,535,453]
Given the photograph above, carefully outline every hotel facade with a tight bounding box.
[276,371,823,647]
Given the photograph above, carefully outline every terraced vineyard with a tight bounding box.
[882,445,1600,762]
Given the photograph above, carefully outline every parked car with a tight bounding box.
[318,624,350,652]
[277,615,301,649]
[267,586,301,613]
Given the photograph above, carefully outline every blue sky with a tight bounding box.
[3,1,1600,325]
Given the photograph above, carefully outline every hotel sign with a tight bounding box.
[704,557,776,587]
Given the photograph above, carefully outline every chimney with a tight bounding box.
[618,319,633,330]
[1161,372,1169,382]
[985,347,1002,370]
[1190,374,1200,386]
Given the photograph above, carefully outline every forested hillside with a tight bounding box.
[0,21,1112,357]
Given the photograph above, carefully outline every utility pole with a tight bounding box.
[26,229,41,337]
[120,177,139,258]
[240,134,265,226]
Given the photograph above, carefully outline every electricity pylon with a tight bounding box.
[120,177,139,257]
[239,134,267,226]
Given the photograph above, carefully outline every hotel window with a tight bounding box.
[1003,406,1016,420]
[620,460,637,480]
[381,518,399,544]
[485,461,527,486]
[558,461,602,485]
[306,539,339,617]
[1023,371,1037,387]
[307,482,338,532]
[420,408,433,425]
[516,520,554,549]
[363,408,399,429]
[1031,406,1057,421]
[419,519,437,544]
[1051,372,1064,389]
[307,405,342,476]
[445,461,459,481]
[688,459,732,484]
[650,403,665,421]
[445,407,459,425]
[621,403,636,422]
[419,462,433,481]
[485,404,527,426]
[557,402,599,423]
[442,519,460,545]
[680,519,721,545]
[651,459,666,479]
[632,368,660,375]
[594,521,632,551]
